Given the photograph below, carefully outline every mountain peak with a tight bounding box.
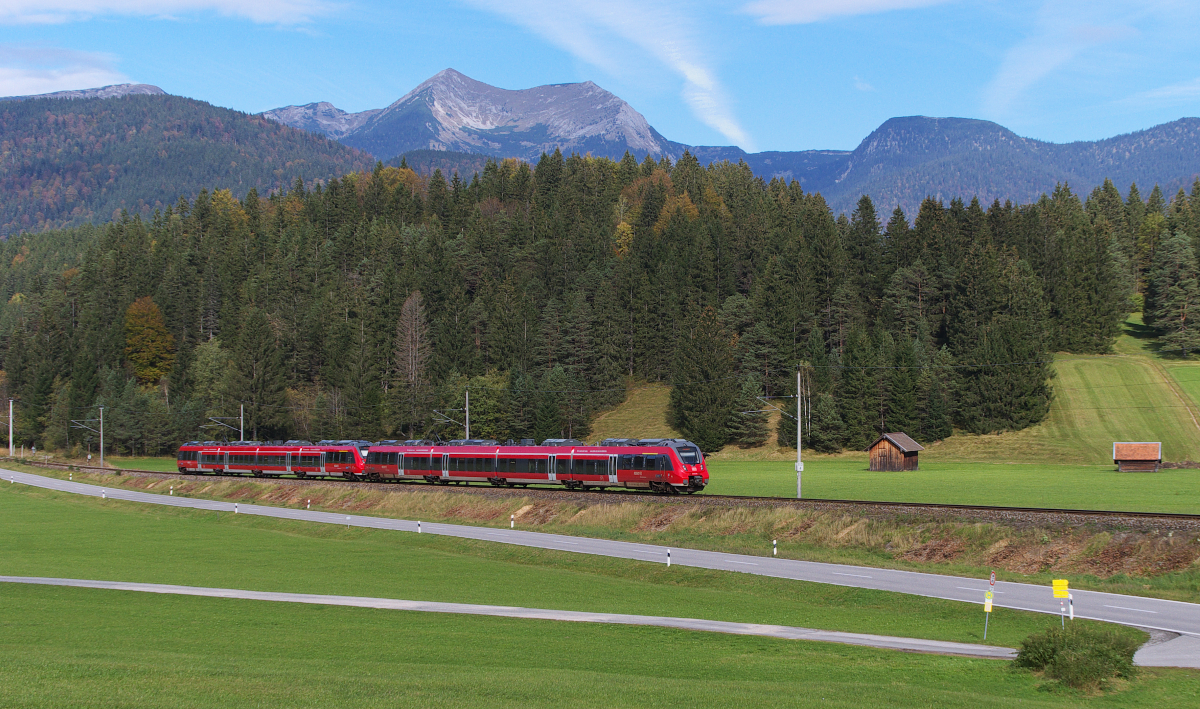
[0,83,166,102]
[341,69,677,161]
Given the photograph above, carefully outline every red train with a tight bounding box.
[176,437,708,494]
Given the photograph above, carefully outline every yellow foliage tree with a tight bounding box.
[125,296,176,385]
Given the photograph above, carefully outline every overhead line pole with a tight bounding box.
[797,370,803,499]
[99,406,104,469]
[465,389,470,440]
[8,398,12,457]
[240,404,244,442]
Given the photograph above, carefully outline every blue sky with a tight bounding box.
[3,1,1200,152]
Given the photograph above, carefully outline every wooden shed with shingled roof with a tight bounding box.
[1113,442,1162,472]
[865,433,924,472]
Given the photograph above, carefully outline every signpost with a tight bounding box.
[983,571,996,639]
[1053,579,1069,628]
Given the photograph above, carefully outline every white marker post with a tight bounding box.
[1069,593,1074,621]
[773,539,777,557]
[170,486,173,496]
[667,549,671,567]
[418,521,421,534]
[346,516,350,529]
[510,514,514,529]
[306,499,310,510]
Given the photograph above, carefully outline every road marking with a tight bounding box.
[957,587,1004,594]
[1104,605,1157,614]
[832,572,872,579]
[726,560,759,566]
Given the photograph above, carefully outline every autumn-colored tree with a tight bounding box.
[124,297,176,384]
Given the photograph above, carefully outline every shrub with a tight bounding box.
[1014,624,1140,691]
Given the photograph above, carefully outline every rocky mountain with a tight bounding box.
[264,68,680,162]
[259,101,380,140]
[266,69,1200,216]
[0,83,165,102]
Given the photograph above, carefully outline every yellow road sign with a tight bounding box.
[1052,579,1069,598]
[985,598,993,613]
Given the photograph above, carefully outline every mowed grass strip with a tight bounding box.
[704,458,1200,513]
[5,584,1197,709]
[0,482,1104,648]
[589,383,681,441]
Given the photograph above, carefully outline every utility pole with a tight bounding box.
[240,404,244,442]
[796,371,804,499]
[99,406,104,469]
[465,388,470,440]
[7,398,12,457]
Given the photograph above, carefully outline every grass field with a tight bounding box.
[8,584,1198,709]
[0,483,1068,646]
[4,482,1196,707]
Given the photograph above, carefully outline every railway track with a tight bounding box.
[11,458,1200,531]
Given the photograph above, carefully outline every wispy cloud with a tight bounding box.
[0,45,128,96]
[981,0,1198,122]
[743,0,953,25]
[854,76,874,92]
[458,0,755,151]
[1118,77,1200,109]
[0,1,335,25]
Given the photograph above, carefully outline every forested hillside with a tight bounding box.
[2,149,1186,457]
[0,94,375,235]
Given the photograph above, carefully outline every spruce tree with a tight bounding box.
[1149,230,1200,357]
[222,306,288,439]
[668,307,737,452]
[807,393,845,453]
[887,338,919,435]
[727,373,769,448]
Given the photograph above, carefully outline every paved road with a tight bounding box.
[0,575,1015,659]
[6,468,1199,667]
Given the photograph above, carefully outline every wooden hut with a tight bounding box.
[1113,442,1162,471]
[865,433,924,472]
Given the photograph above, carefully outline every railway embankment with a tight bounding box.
[15,459,1200,604]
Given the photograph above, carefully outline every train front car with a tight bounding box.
[603,439,708,493]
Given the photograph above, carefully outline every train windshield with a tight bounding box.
[677,446,701,464]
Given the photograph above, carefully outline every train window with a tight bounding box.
[618,454,632,470]
[499,457,513,474]
[530,458,543,475]
[633,455,645,470]
[657,455,672,471]
[513,458,527,474]
[556,458,570,476]
[676,446,701,464]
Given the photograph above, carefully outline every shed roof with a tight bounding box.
[1113,442,1161,461]
[865,433,925,453]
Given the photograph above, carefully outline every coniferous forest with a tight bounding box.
[2,147,1193,457]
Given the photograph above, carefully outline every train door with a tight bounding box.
[441,453,449,480]
[286,452,292,474]
[608,454,618,485]
[319,452,326,476]
[548,454,557,482]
